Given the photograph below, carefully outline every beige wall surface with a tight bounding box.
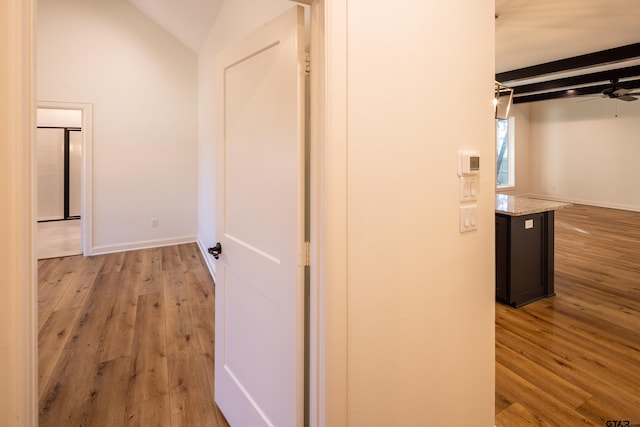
[344,1,496,425]
[0,0,37,425]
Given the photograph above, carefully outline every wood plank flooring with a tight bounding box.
[496,204,640,426]
[38,243,230,427]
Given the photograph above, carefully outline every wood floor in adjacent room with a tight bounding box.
[496,204,640,426]
[37,219,82,260]
[38,243,230,427]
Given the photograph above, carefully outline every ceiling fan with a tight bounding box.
[600,79,640,101]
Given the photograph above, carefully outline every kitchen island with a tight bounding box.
[495,195,571,307]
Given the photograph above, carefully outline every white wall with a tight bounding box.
[529,97,640,211]
[343,1,495,425]
[37,0,199,253]
[497,103,531,195]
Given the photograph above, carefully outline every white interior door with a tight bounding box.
[214,6,306,427]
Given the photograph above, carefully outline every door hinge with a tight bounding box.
[304,241,311,266]
[305,51,311,76]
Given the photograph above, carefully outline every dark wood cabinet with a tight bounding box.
[495,211,555,307]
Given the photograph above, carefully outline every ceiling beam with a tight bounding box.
[496,43,640,83]
[511,65,640,95]
[513,78,640,104]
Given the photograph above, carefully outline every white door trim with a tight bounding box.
[37,101,93,256]
[308,0,349,426]
[307,1,321,423]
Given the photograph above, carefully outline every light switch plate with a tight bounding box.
[459,176,479,201]
[459,205,478,232]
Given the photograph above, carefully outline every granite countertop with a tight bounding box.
[496,194,572,216]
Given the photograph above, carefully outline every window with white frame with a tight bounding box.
[496,117,514,188]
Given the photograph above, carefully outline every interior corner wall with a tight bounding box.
[345,1,495,425]
[196,0,293,275]
[529,97,640,211]
[37,0,198,252]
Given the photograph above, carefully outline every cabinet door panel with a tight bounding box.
[510,213,544,306]
[495,215,508,302]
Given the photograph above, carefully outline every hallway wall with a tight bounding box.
[343,1,495,424]
[0,0,36,424]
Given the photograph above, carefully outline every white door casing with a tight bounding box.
[37,101,93,256]
[214,6,306,427]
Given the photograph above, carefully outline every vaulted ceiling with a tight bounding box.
[126,0,223,52]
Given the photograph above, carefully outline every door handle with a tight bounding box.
[208,242,222,259]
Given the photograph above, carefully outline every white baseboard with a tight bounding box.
[90,235,197,255]
[197,237,217,282]
[527,193,640,213]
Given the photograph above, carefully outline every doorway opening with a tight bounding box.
[36,102,93,259]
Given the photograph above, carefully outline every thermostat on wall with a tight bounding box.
[458,151,480,176]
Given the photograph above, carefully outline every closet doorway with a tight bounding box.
[36,103,93,259]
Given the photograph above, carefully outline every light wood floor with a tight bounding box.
[38,243,230,427]
[37,219,81,259]
[496,204,640,426]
